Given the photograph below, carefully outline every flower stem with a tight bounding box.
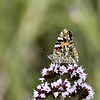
[60,97,64,100]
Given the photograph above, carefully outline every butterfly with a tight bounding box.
[48,28,79,64]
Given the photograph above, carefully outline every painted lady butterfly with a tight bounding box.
[48,28,79,64]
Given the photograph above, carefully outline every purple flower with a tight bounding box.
[53,92,59,98]
[33,90,39,98]
[40,93,46,98]
[38,78,45,82]
[33,63,94,100]
[59,65,68,75]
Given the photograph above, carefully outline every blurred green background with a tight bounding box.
[0,0,99,100]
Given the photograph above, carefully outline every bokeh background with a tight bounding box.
[0,0,99,100]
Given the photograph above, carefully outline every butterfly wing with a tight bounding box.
[48,28,79,63]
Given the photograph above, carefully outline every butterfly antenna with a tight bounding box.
[38,48,49,55]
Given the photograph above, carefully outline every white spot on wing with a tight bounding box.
[61,32,63,34]
[55,44,61,47]
[57,37,63,40]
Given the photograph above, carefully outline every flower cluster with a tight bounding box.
[33,63,94,100]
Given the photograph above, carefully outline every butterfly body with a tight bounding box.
[48,28,79,64]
